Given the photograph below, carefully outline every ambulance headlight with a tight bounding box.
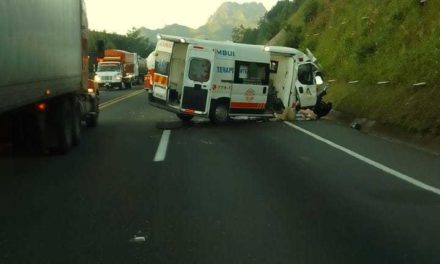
[94,75,101,82]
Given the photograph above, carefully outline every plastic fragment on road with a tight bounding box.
[350,122,362,130]
[129,235,147,243]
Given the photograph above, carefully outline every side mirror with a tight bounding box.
[315,75,324,85]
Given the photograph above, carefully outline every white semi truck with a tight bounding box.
[0,0,99,154]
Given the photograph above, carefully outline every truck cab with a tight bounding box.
[94,49,138,89]
[95,61,123,89]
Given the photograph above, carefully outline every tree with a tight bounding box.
[88,28,155,56]
[87,28,155,72]
[231,0,307,44]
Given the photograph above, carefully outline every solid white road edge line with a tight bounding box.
[153,130,171,162]
[284,121,440,196]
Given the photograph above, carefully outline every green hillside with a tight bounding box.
[263,0,440,134]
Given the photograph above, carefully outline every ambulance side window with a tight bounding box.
[234,61,269,85]
[188,58,211,82]
[155,60,169,75]
[155,52,170,75]
[298,63,317,85]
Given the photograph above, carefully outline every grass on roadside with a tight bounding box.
[274,0,440,134]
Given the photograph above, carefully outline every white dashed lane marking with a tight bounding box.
[154,130,171,162]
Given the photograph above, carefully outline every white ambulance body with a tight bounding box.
[265,46,322,111]
[148,34,323,123]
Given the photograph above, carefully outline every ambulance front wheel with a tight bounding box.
[209,102,229,124]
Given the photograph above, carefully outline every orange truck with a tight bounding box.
[94,49,139,89]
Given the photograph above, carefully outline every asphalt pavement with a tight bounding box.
[0,85,439,264]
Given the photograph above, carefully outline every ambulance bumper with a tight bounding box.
[148,92,208,117]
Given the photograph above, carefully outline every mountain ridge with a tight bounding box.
[139,2,266,41]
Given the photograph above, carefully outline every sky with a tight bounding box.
[85,0,279,35]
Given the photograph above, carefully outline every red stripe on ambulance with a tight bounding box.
[230,102,266,109]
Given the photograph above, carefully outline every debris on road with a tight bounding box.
[351,122,362,130]
[297,109,318,120]
[271,107,296,121]
[129,235,147,243]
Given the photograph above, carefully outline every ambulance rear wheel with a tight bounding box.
[209,102,229,124]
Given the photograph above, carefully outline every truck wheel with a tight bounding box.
[85,114,98,128]
[86,96,99,128]
[53,98,73,154]
[209,102,229,124]
[72,98,81,146]
[176,113,193,122]
[12,110,48,153]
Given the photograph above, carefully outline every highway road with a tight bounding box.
[1,86,440,264]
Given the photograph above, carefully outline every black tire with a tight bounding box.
[54,98,73,154]
[34,109,49,154]
[85,96,99,128]
[11,110,48,153]
[72,98,82,146]
[209,102,229,124]
[176,113,194,122]
[85,114,98,128]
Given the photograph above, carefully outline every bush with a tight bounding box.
[284,25,304,48]
[356,41,377,63]
[303,0,320,23]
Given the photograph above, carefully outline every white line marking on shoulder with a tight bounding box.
[284,121,440,196]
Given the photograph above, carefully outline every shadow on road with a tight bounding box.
[155,118,270,131]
